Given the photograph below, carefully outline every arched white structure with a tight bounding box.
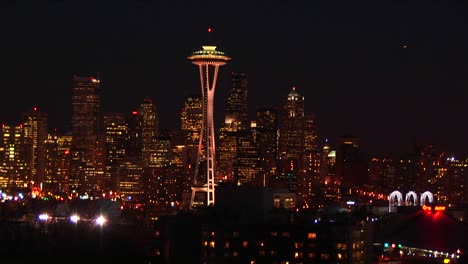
[388,190,434,213]
[405,191,418,206]
[388,191,403,213]
[420,191,434,206]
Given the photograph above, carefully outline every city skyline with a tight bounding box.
[0,0,467,157]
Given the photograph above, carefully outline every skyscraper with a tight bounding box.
[180,95,203,192]
[22,107,48,187]
[254,107,279,186]
[279,87,304,161]
[218,72,252,183]
[126,110,142,160]
[187,45,230,207]
[298,113,321,202]
[104,112,128,191]
[277,87,305,194]
[225,72,248,130]
[139,97,159,166]
[0,124,31,190]
[70,75,105,193]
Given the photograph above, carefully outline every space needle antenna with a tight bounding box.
[187,27,230,208]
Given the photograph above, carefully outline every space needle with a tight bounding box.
[187,28,230,207]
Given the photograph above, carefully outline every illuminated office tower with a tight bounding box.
[187,44,230,207]
[225,72,248,130]
[297,114,321,201]
[234,129,261,185]
[42,132,73,193]
[0,124,31,189]
[42,135,58,193]
[277,87,304,193]
[255,107,279,182]
[217,126,236,182]
[180,95,203,191]
[320,139,336,185]
[118,161,144,201]
[446,157,468,205]
[126,110,142,159]
[218,72,250,182]
[181,95,203,147]
[70,75,105,193]
[139,97,159,166]
[22,107,48,188]
[218,127,260,185]
[414,144,446,202]
[104,113,128,191]
[279,87,304,161]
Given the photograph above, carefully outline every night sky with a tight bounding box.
[0,0,467,157]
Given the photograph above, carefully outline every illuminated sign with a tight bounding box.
[422,205,446,211]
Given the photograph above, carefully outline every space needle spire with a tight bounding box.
[187,28,230,207]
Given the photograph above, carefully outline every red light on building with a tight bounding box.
[64,150,70,155]
[208,27,212,32]
[132,111,138,115]
[33,107,37,111]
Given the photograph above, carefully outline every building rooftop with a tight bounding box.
[187,46,231,64]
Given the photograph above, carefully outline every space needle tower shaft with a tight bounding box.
[187,45,230,207]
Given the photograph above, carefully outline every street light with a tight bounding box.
[69,215,80,223]
[38,213,49,221]
[95,215,106,226]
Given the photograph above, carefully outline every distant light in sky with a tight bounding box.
[208,27,212,32]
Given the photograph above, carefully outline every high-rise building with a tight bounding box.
[225,72,248,130]
[233,129,261,185]
[55,133,72,193]
[255,107,279,185]
[320,139,337,185]
[279,87,304,161]
[0,124,31,190]
[336,135,368,188]
[217,126,236,182]
[445,156,468,205]
[139,97,159,166]
[22,107,48,187]
[277,87,305,196]
[104,113,128,191]
[414,144,446,203]
[180,95,203,190]
[70,75,105,193]
[368,157,397,194]
[118,161,144,202]
[126,110,142,159]
[218,72,252,183]
[42,132,72,194]
[187,45,230,207]
[297,113,321,202]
